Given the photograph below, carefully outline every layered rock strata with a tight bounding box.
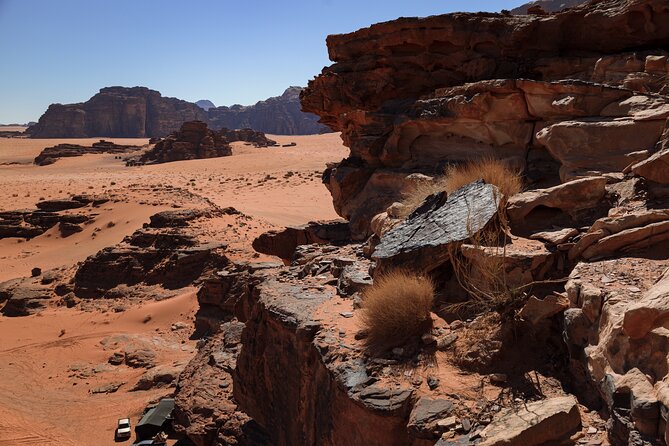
[302,0,669,237]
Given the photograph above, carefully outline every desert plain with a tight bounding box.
[0,131,347,445]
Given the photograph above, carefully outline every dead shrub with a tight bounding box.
[444,157,522,199]
[397,158,522,219]
[360,271,435,352]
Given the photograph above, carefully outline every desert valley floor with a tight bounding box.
[0,132,347,445]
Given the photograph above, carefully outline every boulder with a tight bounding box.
[373,181,500,274]
[133,363,186,391]
[478,396,581,446]
[632,147,669,185]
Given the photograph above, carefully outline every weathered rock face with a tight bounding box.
[73,209,228,298]
[207,87,328,135]
[373,181,500,274]
[302,0,669,236]
[28,86,207,138]
[563,258,669,444]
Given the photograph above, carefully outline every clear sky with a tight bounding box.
[0,0,528,123]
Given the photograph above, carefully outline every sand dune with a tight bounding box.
[0,132,347,445]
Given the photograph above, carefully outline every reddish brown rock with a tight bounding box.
[139,121,232,164]
[28,86,207,138]
[302,0,669,236]
[208,86,328,135]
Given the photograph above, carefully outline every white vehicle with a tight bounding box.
[116,418,132,440]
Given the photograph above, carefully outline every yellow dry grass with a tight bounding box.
[397,158,522,219]
[444,158,522,198]
[360,271,435,350]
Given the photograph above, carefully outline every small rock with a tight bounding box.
[438,416,458,429]
[587,426,598,434]
[460,418,472,433]
[437,333,458,350]
[450,321,464,330]
[171,321,189,331]
[392,347,404,357]
[427,375,440,390]
[108,352,124,365]
[489,373,507,384]
[31,267,41,277]
[339,311,354,318]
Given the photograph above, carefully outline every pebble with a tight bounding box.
[587,426,598,434]
[339,312,354,318]
[427,375,440,390]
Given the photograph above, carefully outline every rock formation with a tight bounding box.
[28,86,328,138]
[301,0,669,238]
[510,0,588,15]
[138,121,277,164]
[34,140,142,165]
[195,99,216,111]
[27,86,207,138]
[139,121,233,164]
[207,87,328,135]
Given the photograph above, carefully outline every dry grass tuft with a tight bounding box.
[396,158,522,219]
[360,271,435,352]
[444,158,522,198]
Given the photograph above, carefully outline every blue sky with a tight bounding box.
[0,0,528,123]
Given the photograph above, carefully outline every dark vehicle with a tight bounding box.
[134,398,175,440]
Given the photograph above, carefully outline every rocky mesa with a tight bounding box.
[28,86,328,138]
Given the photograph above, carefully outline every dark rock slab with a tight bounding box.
[373,181,500,273]
[407,397,455,439]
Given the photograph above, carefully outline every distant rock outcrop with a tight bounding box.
[28,86,328,138]
[139,121,277,165]
[207,87,329,135]
[510,0,588,14]
[139,121,233,164]
[195,99,216,111]
[27,86,207,138]
[34,140,142,165]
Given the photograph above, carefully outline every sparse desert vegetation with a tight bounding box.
[397,158,523,219]
[359,270,434,351]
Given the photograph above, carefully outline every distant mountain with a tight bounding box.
[207,87,328,135]
[28,86,328,138]
[28,87,206,138]
[510,0,588,14]
[195,99,216,111]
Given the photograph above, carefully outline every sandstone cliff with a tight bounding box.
[28,86,328,138]
[27,86,207,138]
[207,87,328,135]
[302,0,669,237]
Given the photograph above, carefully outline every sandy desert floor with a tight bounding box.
[0,132,348,445]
